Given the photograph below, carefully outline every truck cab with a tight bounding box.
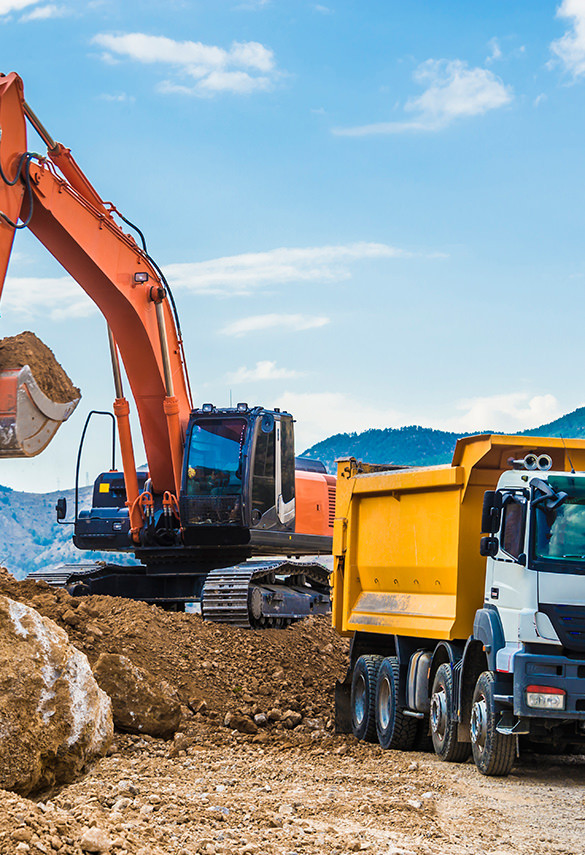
[482,459,585,729]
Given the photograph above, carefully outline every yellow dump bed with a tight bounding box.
[332,434,585,641]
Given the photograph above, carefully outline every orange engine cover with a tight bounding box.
[295,470,336,536]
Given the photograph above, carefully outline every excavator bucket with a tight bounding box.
[0,365,79,457]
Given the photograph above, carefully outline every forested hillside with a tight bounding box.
[301,406,585,473]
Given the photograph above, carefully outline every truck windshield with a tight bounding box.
[533,475,585,567]
[185,418,247,497]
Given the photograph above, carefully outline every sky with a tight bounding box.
[0,0,584,491]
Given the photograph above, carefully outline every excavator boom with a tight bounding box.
[0,72,192,496]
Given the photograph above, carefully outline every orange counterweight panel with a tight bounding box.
[295,470,336,536]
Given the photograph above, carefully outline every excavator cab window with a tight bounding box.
[185,418,247,497]
[281,415,295,504]
[252,421,276,518]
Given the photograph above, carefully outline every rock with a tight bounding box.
[267,708,282,721]
[254,713,267,726]
[224,712,258,734]
[11,828,33,842]
[92,653,181,739]
[85,623,103,637]
[0,597,113,795]
[79,826,112,852]
[282,710,302,729]
[188,698,208,715]
[61,609,82,627]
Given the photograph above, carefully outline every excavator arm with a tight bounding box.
[0,73,193,520]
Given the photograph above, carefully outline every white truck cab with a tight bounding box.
[481,455,585,737]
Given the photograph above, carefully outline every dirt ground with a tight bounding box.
[1,722,585,855]
[1,570,585,855]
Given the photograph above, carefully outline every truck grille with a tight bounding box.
[539,604,585,652]
[328,486,336,529]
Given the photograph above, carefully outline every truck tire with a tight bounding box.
[470,671,515,776]
[375,657,419,751]
[430,663,471,763]
[351,655,382,742]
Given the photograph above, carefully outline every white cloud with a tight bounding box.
[333,58,512,136]
[550,0,585,77]
[437,392,562,433]
[534,93,547,107]
[164,242,409,296]
[0,0,38,14]
[92,32,278,97]
[221,314,329,337]
[486,37,502,64]
[99,92,135,103]
[20,3,67,19]
[275,390,564,452]
[2,276,98,321]
[274,391,405,451]
[227,360,302,382]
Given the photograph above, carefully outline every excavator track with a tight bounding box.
[201,560,331,628]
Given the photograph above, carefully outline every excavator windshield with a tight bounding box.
[185,418,247,497]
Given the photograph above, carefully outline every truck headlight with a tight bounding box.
[526,685,566,710]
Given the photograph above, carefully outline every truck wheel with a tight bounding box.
[430,663,471,763]
[375,657,418,750]
[351,655,382,742]
[470,671,515,776]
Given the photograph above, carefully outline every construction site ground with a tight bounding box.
[0,570,583,855]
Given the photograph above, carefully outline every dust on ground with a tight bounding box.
[1,567,584,855]
[0,331,80,403]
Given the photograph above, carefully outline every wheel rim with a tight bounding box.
[378,675,392,730]
[354,674,367,726]
[470,693,488,755]
[430,687,448,745]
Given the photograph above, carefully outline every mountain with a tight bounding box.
[0,483,136,580]
[301,406,585,474]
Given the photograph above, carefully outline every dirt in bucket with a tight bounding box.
[0,331,80,403]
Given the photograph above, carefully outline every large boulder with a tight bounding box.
[0,596,113,794]
[93,653,181,739]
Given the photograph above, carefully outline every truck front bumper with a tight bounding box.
[513,651,585,719]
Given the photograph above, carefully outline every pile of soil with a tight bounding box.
[0,567,349,739]
[0,331,80,403]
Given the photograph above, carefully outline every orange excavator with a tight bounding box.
[0,72,334,625]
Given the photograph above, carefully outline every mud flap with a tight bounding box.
[335,675,353,733]
[0,365,79,457]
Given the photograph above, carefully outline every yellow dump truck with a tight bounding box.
[333,434,585,775]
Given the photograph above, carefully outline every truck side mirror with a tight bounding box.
[480,536,499,557]
[481,491,502,534]
[55,497,67,521]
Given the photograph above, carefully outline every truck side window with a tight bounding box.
[501,498,525,559]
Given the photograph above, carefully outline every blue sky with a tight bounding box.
[0,0,585,491]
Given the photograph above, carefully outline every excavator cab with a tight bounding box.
[179,404,295,546]
[72,404,300,554]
